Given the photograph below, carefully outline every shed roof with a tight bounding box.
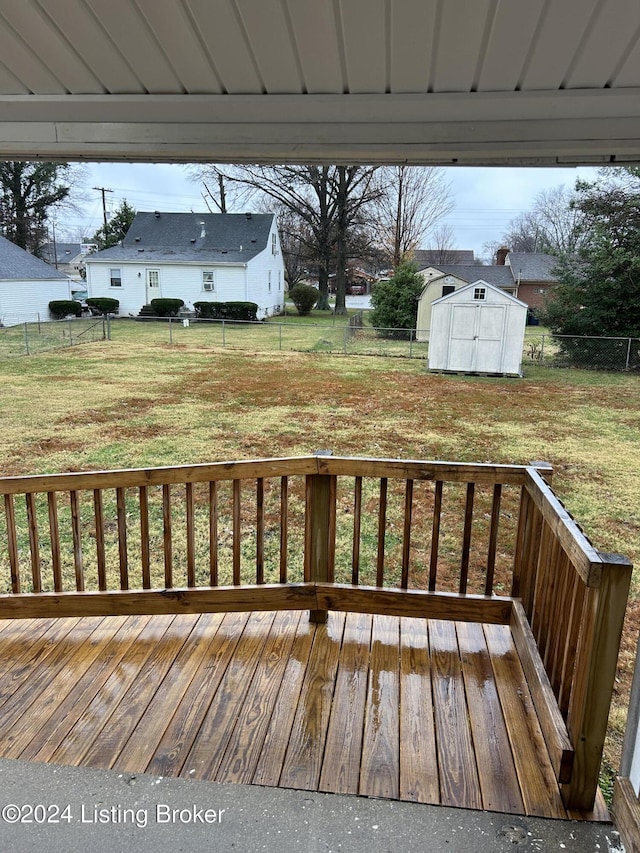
[432,279,528,308]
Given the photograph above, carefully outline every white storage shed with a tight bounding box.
[428,280,527,376]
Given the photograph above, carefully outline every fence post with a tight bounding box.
[68,319,73,346]
[626,338,632,371]
[343,325,348,354]
[279,323,282,351]
[107,314,112,341]
[409,328,414,358]
[222,320,226,347]
[541,334,545,363]
[168,317,173,344]
[23,322,29,355]
[304,451,336,624]
[561,553,632,811]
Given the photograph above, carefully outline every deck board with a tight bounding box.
[0,611,606,822]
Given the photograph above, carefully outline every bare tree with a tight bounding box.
[485,184,589,260]
[372,166,453,268]
[191,164,381,311]
[427,223,459,264]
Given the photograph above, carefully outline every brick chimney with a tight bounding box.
[496,246,509,265]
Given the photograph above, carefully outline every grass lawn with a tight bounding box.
[0,339,639,788]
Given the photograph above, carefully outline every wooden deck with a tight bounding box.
[0,610,607,821]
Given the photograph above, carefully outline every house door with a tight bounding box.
[146,269,161,303]
[448,304,506,372]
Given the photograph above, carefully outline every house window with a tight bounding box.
[473,287,486,300]
[268,271,272,292]
[202,271,215,292]
[442,284,455,297]
[272,233,277,255]
[109,268,122,288]
[278,271,281,291]
[537,287,547,294]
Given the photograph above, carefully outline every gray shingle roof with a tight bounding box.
[506,253,559,282]
[423,263,517,287]
[87,212,274,264]
[40,242,83,265]
[0,235,70,281]
[413,249,476,266]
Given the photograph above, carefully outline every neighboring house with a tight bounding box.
[428,280,527,376]
[504,253,559,310]
[416,264,517,341]
[412,249,475,267]
[416,251,558,339]
[40,241,98,282]
[85,212,285,319]
[0,235,72,326]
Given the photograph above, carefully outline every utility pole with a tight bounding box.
[93,186,113,235]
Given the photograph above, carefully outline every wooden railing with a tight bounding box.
[0,454,632,812]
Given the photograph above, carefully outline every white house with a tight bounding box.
[85,212,285,319]
[428,280,527,376]
[0,235,72,326]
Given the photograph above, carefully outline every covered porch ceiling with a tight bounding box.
[0,0,639,166]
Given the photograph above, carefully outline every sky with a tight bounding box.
[62,162,601,263]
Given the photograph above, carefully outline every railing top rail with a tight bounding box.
[524,467,606,587]
[0,454,549,496]
[317,456,539,486]
[0,456,320,496]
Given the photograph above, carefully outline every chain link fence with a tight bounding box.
[1,314,638,372]
[0,317,110,357]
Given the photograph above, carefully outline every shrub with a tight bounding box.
[49,300,82,320]
[369,261,423,339]
[193,301,258,321]
[150,298,184,317]
[288,284,318,316]
[86,297,119,315]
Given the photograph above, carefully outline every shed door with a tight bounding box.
[447,304,506,372]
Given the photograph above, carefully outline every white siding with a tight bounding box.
[428,281,527,376]
[0,279,71,326]
[86,233,286,320]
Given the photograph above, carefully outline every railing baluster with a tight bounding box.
[163,484,172,588]
[352,475,362,585]
[25,493,41,593]
[401,479,413,589]
[70,490,84,591]
[94,489,106,591]
[459,482,475,594]
[376,477,387,587]
[48,492,62,592]
[140,486,151,589]
[484,484,502,595]
[429,480,443,591]
[233,479,241,585]
[4,495,20,593]
[279,476,287,584]
[186,482,195,587]
[210,481,218,586]
[256,478,264,584]
[116,487,128,590]
[558,573,585,717]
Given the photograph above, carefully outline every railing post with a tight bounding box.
[304,451,336,623]
[561,552,632,811]
[512,463,552,615]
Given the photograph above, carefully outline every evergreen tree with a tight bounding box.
[91,199,136,249]
[369,261,424,339]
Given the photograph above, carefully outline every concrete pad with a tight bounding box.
[0,758,624,852]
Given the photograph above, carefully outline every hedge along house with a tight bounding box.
[428,280,528,376]
[0,235,72,326]
[85,212,285,319]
